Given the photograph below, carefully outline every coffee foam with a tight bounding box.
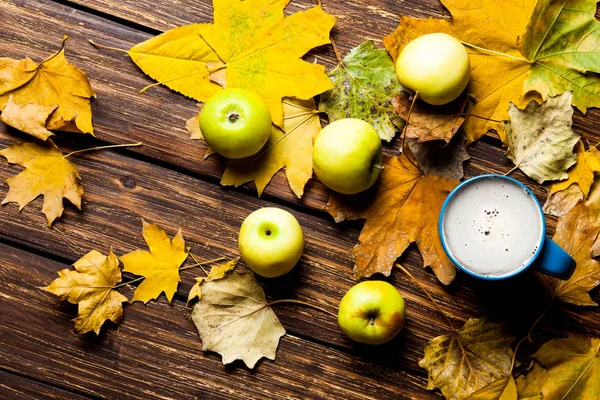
[441,177,544,277]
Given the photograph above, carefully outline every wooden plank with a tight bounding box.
[0,127,597,377]
[3,0,599,215]
[0,242,434,399]
[0,371,91,400]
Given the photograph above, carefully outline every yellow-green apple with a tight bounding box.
[313,118,383,195]
[338,281,406,345]
[238,207,304,278]
[199,88,271,159]
[395,33,470,105]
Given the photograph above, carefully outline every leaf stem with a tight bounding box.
[395,263,455,332]
[459,113,503,123]
[39,36,69,67]
[330,36,343,64]
[400,92,421,172]
[182,254,227,273]
[88,39,129,53]
[504,165,518,177]
[460,41,533,64]
[64,142,143,158]
[114,276,145,289]
[268,299,338,318]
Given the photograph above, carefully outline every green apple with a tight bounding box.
[395,33,470,105]
[338,281,406,345]
[199,88,271,159]
[238,207,304,278]
[313,118,383,195]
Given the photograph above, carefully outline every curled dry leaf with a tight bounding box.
[540,185,600,306]
[505,92,579,184]
[187,258,238,303]
[392,93,466,143]
[319,41,404,142]
[221,98,321,198]
[383,0,537,143]
[549,145,600,198]
[191,271,286,369]
[515,362,547,400]
[0,36,95,140]
[120,220,188,303]
[0,139,83,227]
[419,317,515,400]
[197,0,335,127]
[533,335,600,400]
[519,0,600,113]
[463,376,517,400]
[46,250,128,335]
[408,133,470,181]
[128,24,222,102]
[543,184,584,218]
[327,153,458,285]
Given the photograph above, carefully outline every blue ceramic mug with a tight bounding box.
[438,174,575,280]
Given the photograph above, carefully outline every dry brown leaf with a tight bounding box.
[46,250,128,334]
[383,0,537,143]
[221,98,321,198]
[0,139,83,227]
[392,93,466,143]
[187,258,238,303]
[120,220,189,303]
[327,154,458,284]
[540,185,600,306]
[533,335,600,399]
[543,184,584,218]
[0,36,95,140]
[191,271,286,369]
[197,0,335,127]
[504,92,579,184]
[408,134,470,181]
[419,317,515,399]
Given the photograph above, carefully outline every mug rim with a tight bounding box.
[438,174,546,280]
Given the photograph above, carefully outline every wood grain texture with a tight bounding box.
[0,371,91,400]
[0,242,432,400]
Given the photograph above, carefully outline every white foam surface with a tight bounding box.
[441,177,544,277]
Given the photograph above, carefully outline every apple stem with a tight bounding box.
[267,299,338,318]
[63,142,143,158]
[394,263,455,332]
[460,41,533,64]
[88,39,129,54]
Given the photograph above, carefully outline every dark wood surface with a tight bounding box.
[1,0,599,399]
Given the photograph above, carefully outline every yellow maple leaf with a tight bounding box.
[120,220,189,303]
[128,24,222,102]
[549,145,600,199]
[383,0,537,143]
[327,154,458,285]
[220,98,322,198]
[46,250,128,335]
[0,36,95,140]
[187,258,238,303]
[197,0,335,127]
[0,139,83,227]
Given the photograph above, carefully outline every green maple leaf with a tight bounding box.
[319,41,404,142]
[519,0,600,112]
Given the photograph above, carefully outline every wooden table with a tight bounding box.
[1,1,599,399]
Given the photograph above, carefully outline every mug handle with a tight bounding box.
[534,237,576,280]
